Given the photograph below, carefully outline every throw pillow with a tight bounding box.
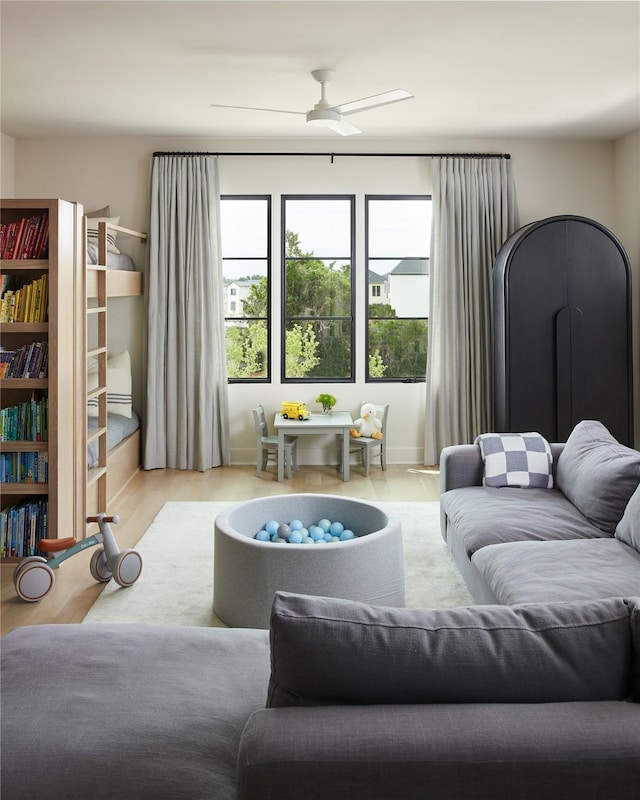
[267,592,632,707]
[87,350,132,418]
[86,215,120,254]
[85,206,111,219]
[475,432,553,488]
[615,484,640,552]
[556,420,640,533]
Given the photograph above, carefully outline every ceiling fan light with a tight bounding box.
[306,107,342,126]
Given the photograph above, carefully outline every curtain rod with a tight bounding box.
[153,151,510,161]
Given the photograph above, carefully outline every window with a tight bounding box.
[221,196,270,381]
[365,196,431,381]
[282,196,355,381]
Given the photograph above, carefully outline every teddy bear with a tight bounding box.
[350,402,384,439]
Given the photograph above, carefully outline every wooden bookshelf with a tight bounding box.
[1,199,85,561]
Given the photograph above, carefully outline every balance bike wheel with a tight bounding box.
[13,556,47,589]
[14,561,55,602]
[90,547,112,583]
[112,550,143,587]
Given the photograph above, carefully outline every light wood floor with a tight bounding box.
[1,463,440,635]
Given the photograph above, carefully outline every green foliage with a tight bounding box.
[368,349,387,378]
[226,322,267,378]
[315,392,337,409]
[284,323,320,378]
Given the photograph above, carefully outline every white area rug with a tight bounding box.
[82,501,473,626]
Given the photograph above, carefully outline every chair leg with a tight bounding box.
[363,447,371,478]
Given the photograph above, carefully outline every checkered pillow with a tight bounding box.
[475,432,554,489]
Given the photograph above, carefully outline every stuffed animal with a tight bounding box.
[350,402,384,439]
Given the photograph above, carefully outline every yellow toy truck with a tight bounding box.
[280,401,310,420]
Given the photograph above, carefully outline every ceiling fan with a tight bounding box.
[210,69,414,136]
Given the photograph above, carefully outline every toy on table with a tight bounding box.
[350,402,384,439]
[12,512,143,602]
[280,401,310,420]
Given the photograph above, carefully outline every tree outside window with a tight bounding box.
[366,196,431,381]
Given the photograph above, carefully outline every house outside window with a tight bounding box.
[282,195,355,382]
[365,195,431,381]
[221,196,270,381]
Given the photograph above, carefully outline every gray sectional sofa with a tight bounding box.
[2,591,640,800]
[3,419,639,799]
[440,419,640,605]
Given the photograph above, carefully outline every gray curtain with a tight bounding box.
[144,155,230,471]
[424,157,519,465]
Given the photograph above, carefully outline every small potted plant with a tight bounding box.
[316,393,337,415]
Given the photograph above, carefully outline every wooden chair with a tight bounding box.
[339,403,389,478]
[252,405,298,479]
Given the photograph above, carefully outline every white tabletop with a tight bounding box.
[274,411,353,430]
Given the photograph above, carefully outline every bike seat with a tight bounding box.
[39,537,77,553]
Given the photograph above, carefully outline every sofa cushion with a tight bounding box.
[238,702,640,800]
[441,486,607,557]
[1,623,271,800]
[267,592,633,707]
[616,484,640,553]
[471,537,640,606]
[475,432,553,488]
[556,420,640,533]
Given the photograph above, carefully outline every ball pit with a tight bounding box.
[213,493,405,629]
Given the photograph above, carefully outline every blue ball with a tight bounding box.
[330,521,344,535]
[330,535,341,543]
[309,526,325,541]
[289,519,303,531]
[270,534,286,543]
[317,518,331,532]
[288,531,303,544]
[255,530,271,542]
[301,536,314,544]
[265,520,280,535]
[299,527,309,538]
[323,532,333,542]
[313,538,327,544]
[340,529,356,541]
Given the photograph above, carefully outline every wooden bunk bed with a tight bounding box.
[85,220,146,527]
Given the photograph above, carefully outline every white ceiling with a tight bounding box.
[1,0,639,141]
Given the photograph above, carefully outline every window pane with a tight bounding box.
[220,198,268,257]
[284,319,352,380]
[368,318,428,380]
[368,198,431,257]
[285,199,351,255]
[223,264,267,319]
[225,320,268,379]
[285,258,351,318]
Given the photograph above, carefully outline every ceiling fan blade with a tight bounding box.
[330,118,362,136]
[332,89,414,116]
[210,103,305,117]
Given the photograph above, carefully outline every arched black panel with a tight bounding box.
[493,215,633,445]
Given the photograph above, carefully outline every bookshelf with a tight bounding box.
[1,199,85,561]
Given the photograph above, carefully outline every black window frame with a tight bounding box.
[221,194,271,384]
[365,194,431,383]
[281,194,356,384]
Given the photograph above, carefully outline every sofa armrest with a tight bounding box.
[439,444,483,492]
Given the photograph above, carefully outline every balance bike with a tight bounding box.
[13,513,143,603]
